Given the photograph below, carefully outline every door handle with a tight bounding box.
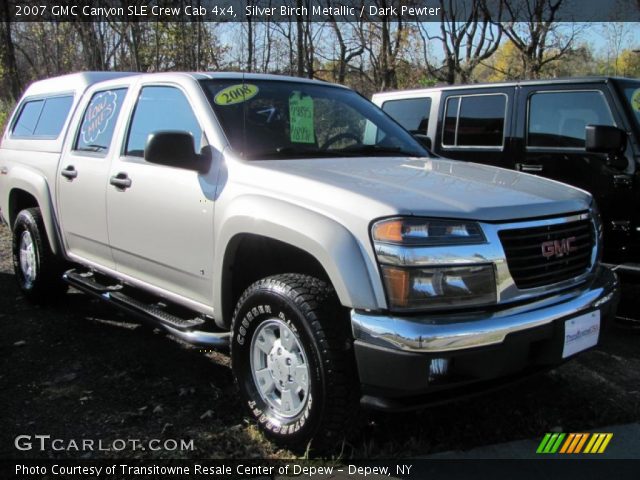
[516,163,544,173]
[613,174,633,188]
[60,165,78,180]
[109,172,132,189]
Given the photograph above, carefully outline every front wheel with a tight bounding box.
[12,208,67,302]
[231,274,359,451]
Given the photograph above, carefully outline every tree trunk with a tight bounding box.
[0,2,22,99]
[247,17,253,72]
[296,0,304,77]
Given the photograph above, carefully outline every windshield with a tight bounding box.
[620,80,640,129]
[200,79,428,160]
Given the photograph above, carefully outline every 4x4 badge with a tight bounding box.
[542,237,577,259]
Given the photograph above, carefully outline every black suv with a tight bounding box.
[373,77,640,272]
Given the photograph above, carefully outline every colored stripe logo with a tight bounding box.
[537,433,613,454]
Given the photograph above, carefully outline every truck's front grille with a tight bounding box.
[498,217,594,290]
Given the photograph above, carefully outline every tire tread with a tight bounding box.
[12,207,67,303]
[231,273,359,452]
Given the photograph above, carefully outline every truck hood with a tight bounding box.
[240,157,592,222]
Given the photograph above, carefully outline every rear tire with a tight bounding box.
[231,274,359,452]
[12,208,67,303]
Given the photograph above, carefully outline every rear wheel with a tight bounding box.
[12,208,67,302]
[231,274,359,452]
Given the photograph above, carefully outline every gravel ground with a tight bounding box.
[0,222,639,459]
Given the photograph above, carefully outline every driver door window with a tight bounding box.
[125,86,202,158]
[527,91,616,148]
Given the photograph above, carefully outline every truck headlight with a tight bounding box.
[372,217,495,311]
[372,217,485,246]
[381,264,496,311]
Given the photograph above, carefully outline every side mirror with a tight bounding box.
[585,125,626,153]
[412,132,432,150]
[144,131,210,173]
[585,125,628,170]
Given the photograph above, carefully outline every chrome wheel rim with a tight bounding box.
[19,230,37,284]
[250,319,310,418]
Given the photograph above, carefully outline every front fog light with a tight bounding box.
[381,264,496,311]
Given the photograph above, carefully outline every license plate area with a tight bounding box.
[562,310,600,359]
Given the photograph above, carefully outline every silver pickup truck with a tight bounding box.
[0,72,619,450]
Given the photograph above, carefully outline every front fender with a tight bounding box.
[213,195,386,324]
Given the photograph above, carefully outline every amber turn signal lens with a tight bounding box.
[372,219,404,243]
[381,266,410,307]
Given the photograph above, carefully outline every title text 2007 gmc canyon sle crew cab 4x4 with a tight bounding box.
[0,72,619,450]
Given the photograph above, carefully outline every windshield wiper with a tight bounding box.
[247,146,347,159]
[246,144,421,160]
[336,144,421,157]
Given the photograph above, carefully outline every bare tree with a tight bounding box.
[418,0,503,84]
[293,0,320,78]
[359,0,407,91]
[246,5,255,72]
[495,0,580,79]
[271,20,297,75]
[602,22,631,75]
[0,0,22,99]
[74,22,108,70]
[259,16,274,72]
[325,14,364,83]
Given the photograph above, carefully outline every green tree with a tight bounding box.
[478,41,596,81]
[615,49,640,77]
[480,40,525,80]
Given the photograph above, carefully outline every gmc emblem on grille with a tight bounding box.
[541,237,577,259]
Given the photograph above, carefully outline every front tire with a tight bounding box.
[231,274,358,452]
[12,208,67,303]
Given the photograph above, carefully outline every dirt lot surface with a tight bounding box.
[1,223,639,459]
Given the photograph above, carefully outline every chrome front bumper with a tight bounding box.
[352,266,619,354]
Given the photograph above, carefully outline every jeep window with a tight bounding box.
[75,88,127,153]
[619,81,640,130]
[200,80,427,159]
[381,98,431,134]
[12,95,73,138]
[442,97,459,146]
[528,91,615,148]
[125,86,202,158]
[442,94,506,148]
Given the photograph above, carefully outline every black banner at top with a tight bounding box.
[2,0,640,22]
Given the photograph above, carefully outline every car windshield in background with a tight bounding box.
[620,80,640,131]
[200,79,428,160]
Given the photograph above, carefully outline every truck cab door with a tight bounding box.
[56,85,129,269]
[515,85,635,263]
[105,83,217,310]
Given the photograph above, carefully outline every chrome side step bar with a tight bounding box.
[161,325,231,347]
[63,269,230,349]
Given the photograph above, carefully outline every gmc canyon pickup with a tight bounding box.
[0,72,619,449]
